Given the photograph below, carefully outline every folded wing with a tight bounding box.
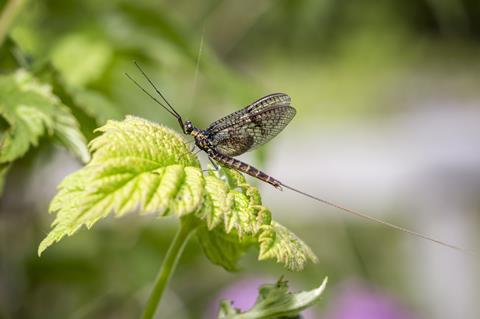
[207,93,296,157]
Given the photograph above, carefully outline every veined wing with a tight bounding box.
[206,94,296,157]
[206,93,291,134]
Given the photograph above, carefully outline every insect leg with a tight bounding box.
[193,149,202,156]
[201,157,219,173]
[174,148,201,164]
[208,156,220,171]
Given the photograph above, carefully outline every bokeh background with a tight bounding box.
[1,0,479,318]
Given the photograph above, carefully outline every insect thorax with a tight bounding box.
[192,130,213,152]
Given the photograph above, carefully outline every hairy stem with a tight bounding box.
[141,217,199,319]
[0,0,27,47]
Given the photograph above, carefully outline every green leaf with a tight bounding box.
[0,69,89,163]
[259,222,318,272]
[0,104,53,162]
[196,225,252,271]
[53,104,91,163]
[200,167,271,237]
[38,116,200,255]
[40,116,317,272]
[218,277,328,319]
[195,167,275,270]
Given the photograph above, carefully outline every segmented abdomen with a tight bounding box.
[210,151,282,190]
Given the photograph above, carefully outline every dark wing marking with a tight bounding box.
[207,100,296,157]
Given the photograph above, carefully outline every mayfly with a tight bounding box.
[126,62,467,253]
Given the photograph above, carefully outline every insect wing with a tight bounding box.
[207,94,296,156]
[207,93,291,134]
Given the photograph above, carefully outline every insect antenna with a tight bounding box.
[133,61,182,119]
[280,183,473,254]
[125,72,180,120]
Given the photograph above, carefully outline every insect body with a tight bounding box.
[127,63,293,190]
[187,93,294,190]
[125,62,467,253]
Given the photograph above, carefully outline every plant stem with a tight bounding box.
[141,217,198,319]
[0,0,27,47]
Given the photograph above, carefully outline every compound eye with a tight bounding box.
[184,121,194,134]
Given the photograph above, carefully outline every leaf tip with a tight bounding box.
[320,276,328,291]
[37,239,49,257]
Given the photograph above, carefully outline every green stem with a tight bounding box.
[0,0,27,47]
[141,217,198,319]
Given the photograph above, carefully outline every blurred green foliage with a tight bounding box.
[1,0,479,318]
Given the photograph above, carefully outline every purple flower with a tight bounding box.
[324,280,417,319]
